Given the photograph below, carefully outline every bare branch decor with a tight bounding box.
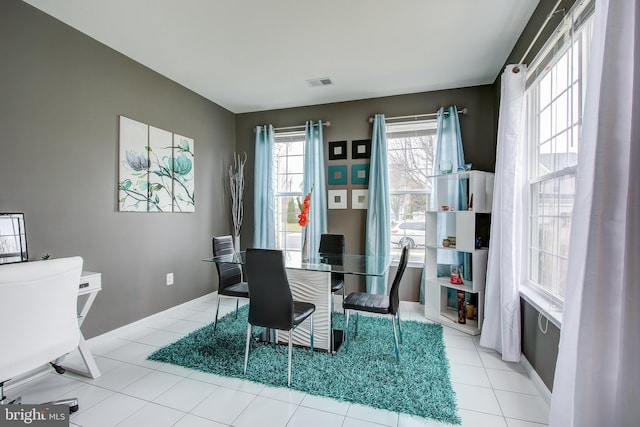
[228,152,246,250]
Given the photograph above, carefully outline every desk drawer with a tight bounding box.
[78,271,101,296]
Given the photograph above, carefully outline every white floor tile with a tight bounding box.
[102,341,158,363]
[71,393,147,427]
[494,390,549,424]
[505,418,548,427]
[159,319,205,334]
[233,395,297,427]
[478,352,525,373]
[173,414,228,427]
[299,394,350,416]
[188,371,228,386]
[443,334,477,350]
[151,360,198,377]
[119,370,183,401]
[11,372,84,404]
[220,376,265,394]
[132,329,184,347]
[189,385,256,424]
[445,348,483,367]
[347,403,398,426]
[259,385,306,405]
[184,310,217,324]
[152,378,216,412]
[398,413,453,426]
[85,363,153,392]
[459,409,508,427]
[116,402,185,426]
[449,363,492,388]
[67,383,114,416]
[287,405,345,427]
[343,417,395,427]
[486,369,540,395]
[453,383,503,416]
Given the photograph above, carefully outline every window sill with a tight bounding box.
[520,285,563,329]
[391,259,424,269]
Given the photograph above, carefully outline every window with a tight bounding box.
[387,120,438,262]
[273,131,306,252]
[525,0,594,303]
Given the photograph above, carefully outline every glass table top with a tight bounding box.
[202,251,393,277]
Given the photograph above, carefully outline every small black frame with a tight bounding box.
[328,141,347,160]
[352,139,371,159]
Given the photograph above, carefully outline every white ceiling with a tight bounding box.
[24,0,539,114]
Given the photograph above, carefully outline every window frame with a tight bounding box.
[273,130,306,253]
[386,119,438,265]
[521,0,594,314]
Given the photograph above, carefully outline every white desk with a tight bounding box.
[55,271,102,378]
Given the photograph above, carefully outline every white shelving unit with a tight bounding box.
[424,170,494,335]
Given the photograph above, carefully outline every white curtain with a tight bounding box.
[549,0,640,426]
[479,64,527,362]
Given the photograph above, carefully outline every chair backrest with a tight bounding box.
[0,256,82,382]
[388,246,409,315]
[245,248,293,330]
[212,235,242,291]
[319,234,345,277]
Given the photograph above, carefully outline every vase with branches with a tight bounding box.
[228,152,246,251]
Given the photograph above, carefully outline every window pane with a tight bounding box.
[386,120,436,262]
[274,133,305,252]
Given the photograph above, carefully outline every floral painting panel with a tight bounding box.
[148,126,174,212]
[172,134,195,212]
[119,116,149,212]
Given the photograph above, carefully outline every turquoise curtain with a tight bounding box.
[253,125,275,248]
[366,114,391,294]
[303,121,328,254]
[420,107,468,303]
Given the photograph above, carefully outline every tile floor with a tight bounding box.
[6,294,550,427]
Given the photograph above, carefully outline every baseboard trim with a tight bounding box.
[520,353,552,405]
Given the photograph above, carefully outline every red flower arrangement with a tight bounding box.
[297,192,311,227]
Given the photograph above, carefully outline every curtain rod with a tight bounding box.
[367,108,468,123]
[518,0,564,64]
[254,121,331,133]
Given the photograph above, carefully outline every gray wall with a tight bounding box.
[236,86,496,299]
[492,0,580,390]
[0,0,236,338]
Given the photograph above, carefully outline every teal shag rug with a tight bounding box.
[148,305,459,424]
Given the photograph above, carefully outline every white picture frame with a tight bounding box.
[328,189,347,209]
[352,189,368,209]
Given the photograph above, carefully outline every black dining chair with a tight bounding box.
[212,235,249,331]
[243,248,316,386]
[319,234,346,312]
[342,246,409,361]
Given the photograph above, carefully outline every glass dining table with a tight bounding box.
[203,251,393,352]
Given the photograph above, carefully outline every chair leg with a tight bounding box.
[235,299,239,318]
[344,310,351,351]
[354,313,359,338]
[213,295,221,331]
[342,286,346,315]
[243,323,252,375]
[396,312,403,344]
[309,315,314,352]
[392,316,400,361]
[288,330,293,387]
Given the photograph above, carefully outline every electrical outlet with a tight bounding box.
[166,273,174,286]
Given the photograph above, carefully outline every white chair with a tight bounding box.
[0,256,83,413]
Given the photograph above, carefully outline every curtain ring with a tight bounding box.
[512,66,521,74]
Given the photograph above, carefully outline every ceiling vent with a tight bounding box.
[306,77,333,87]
